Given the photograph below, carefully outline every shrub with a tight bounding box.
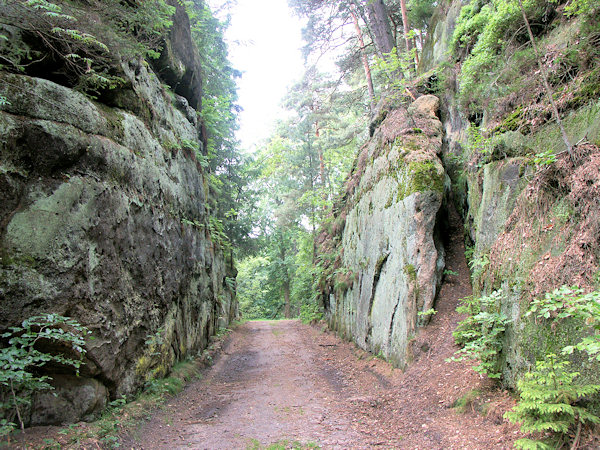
[527,286,600,361]
[0,314,90,435]
[299,302,323,324]
[505,354,600,449]
[448,291,509,378]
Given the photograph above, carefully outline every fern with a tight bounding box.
[505,354,600,449]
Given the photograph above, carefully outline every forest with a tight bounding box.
[1,0,600,448]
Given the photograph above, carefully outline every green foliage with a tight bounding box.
[0,0,175,94]
[451,0,553,113]
[417,308,437,318]
[144,376,184,396]
[451,0,600,121]
[505,354,600,449]
[531,149,556,167]
[207,216,231,251]
[236,255,275,320]
[527,286,600,361]
[144,327,165,357]
[468,252,490,281]
[0,314,90,434]
[453,389,482,414]
[563,0,599,17]
[186,2,251,250]
[465,125,494,167]
[448,291,509,378]
[299,302,323,324]
[56,357,203,447]
[373,47,413,96]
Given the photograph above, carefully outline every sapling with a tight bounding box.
[0,314,90,434]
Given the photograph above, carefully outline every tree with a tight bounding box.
[364,0,396,57]
[399,0,414,71]
[350,3,375,107]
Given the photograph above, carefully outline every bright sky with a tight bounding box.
[221,0,306,151]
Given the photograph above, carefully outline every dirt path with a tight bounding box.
[123,320,369,449]
[123,206,522,449]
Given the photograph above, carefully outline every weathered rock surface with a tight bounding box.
[428,6,600,386]
[0,39,236,426]
[320,95,447,368]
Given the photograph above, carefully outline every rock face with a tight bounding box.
[319,95,446,368]
[422,0,600,388]
[0,8,236,426]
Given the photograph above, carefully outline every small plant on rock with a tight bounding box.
[448,291,509,378]
[0,314,90,435]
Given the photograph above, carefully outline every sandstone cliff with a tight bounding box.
[420,0,600,387]
[317,95,447,368]
[320,0,599,389]
[0,1,236,425]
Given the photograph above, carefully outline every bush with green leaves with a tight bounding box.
[448,291,509,378]
[527,286,600,361]
[505,353,600,449]
[451,0,558,113]
[299,302,323,324]
[373,47,414,96]
[502,286,600,448]
[0,0,176,93]
[0,314,90,435]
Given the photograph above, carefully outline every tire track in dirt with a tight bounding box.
[122,320,368,449]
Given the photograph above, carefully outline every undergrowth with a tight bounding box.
[505,286,600,448]
[505,354,600,449]
[448,291,509,378]
[54,358,201,448]
[451,0,600,130]
[46,322,238,448]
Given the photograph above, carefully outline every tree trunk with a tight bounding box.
[350,6,376,108]
[364,0,395,57]
[314,121,328,210]
[279,243,292,318]
[283,279,291,318]
[412,36,420,68]
[400,0,415,73]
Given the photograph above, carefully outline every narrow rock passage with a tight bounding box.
[124,206,522,449]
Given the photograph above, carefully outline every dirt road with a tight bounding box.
[124,320,373,448]
[123,316,518,449]
[124,208,521,449]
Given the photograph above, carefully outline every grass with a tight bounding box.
[274,405,305,416]
[56,363,198,448]
[247,438,320,449]
[453,389,482,414]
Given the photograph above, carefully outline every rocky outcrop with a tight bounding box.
[421,0,600,389]
[0,9,236,426]
[319,95,447,368]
